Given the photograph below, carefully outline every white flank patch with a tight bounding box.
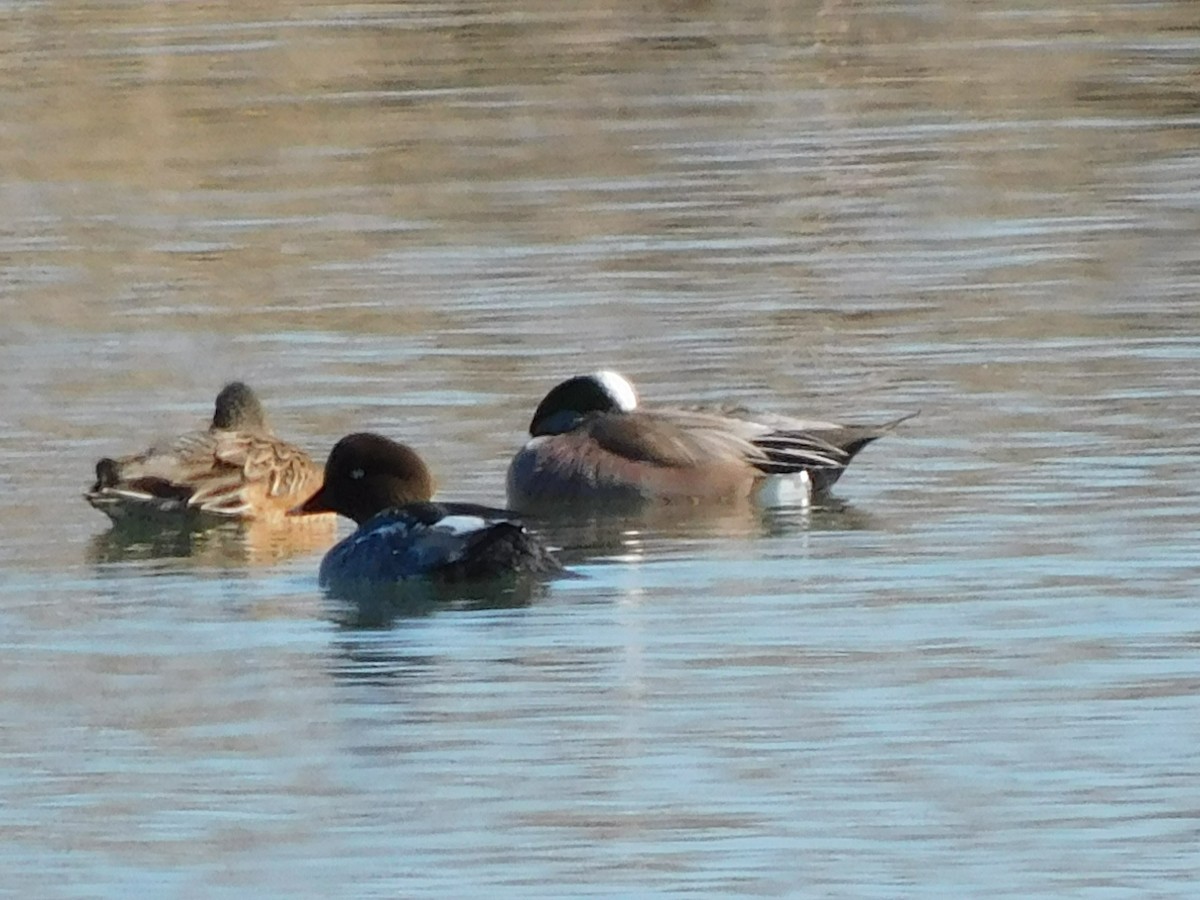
[757,470,813,508]
[434,515,490,536]
[592,370,639,412]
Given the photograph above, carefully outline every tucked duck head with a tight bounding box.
[528,370,639,437]
[212,381,268,432]
[293,432,436,525]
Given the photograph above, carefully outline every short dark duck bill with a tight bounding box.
[289,485,332,516]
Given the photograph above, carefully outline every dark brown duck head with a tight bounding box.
[292,432,437,525]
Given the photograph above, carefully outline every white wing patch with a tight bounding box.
[757,470,813,508]
[433,515,490,537]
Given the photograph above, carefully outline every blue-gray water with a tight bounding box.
[3,1,1199,896]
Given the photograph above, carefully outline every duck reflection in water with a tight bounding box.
[86,515,338,569]
[520,492,881,571]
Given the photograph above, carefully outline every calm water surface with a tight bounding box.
[2,0,1199,896]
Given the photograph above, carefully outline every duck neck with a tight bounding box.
[347,471,436,525]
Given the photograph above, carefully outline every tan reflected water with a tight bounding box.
[86,516,339,568]
[2,0,1200,895]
